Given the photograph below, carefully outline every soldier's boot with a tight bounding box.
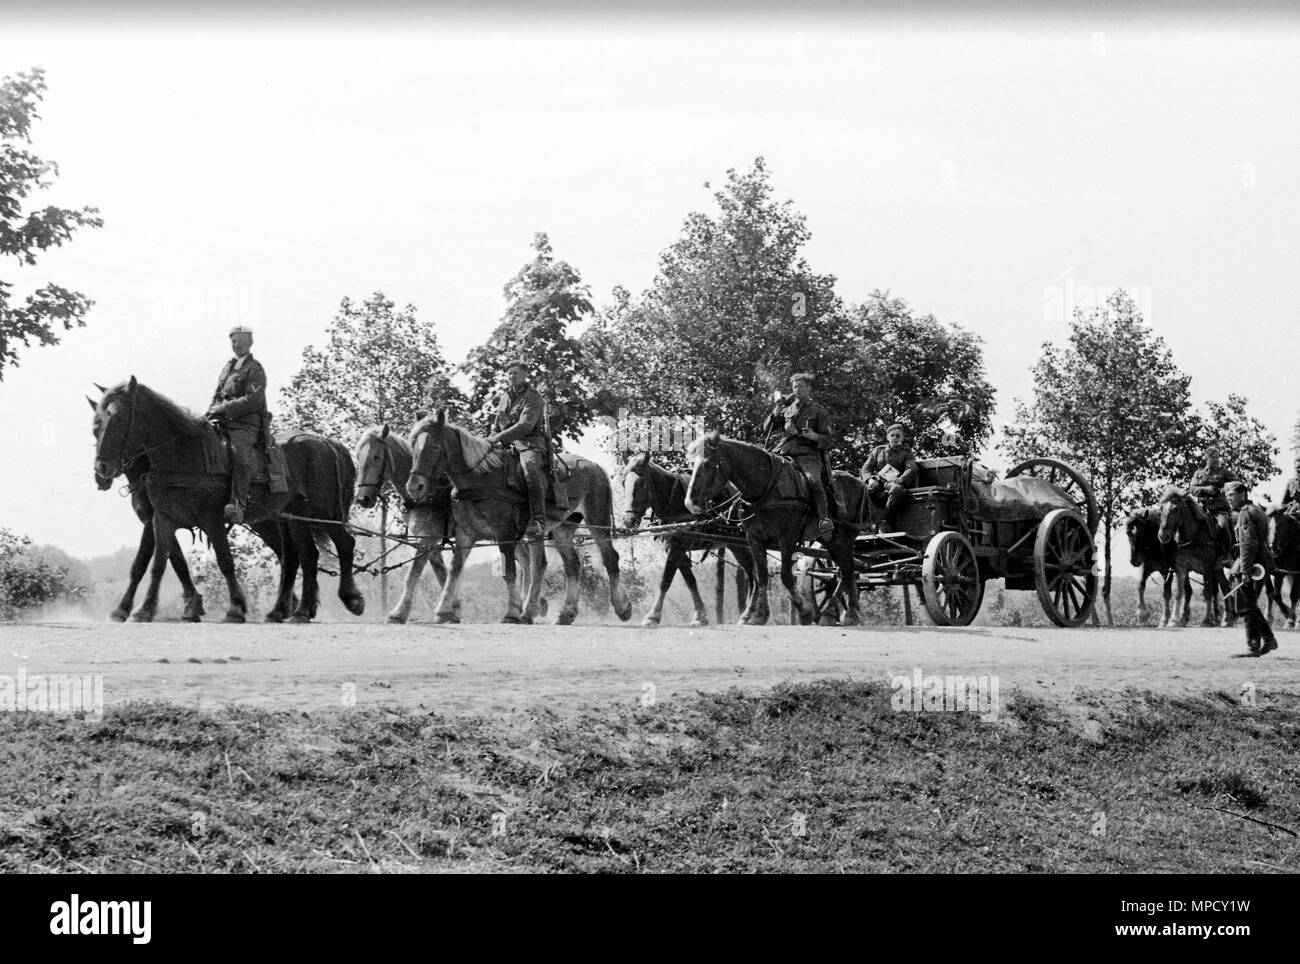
[884,485,906,533]
[225,453,251,524]
[523,468,548,541]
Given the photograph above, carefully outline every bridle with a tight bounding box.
[357,434,391,499]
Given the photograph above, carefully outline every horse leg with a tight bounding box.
[550,527,581,625]
[743,535,775,626]
[113,523,155,621]
[267,523,299,623]
[330,524,365,616]
[835,535,861,627]
[1288,575,1299,629]
[389,537,429,624]
[1135,568,1150,624]
[131,517,175,623]
[642,543,680,628]
[500,540,529,624]
[1178,568,1192,627]
[435,535,471,624]
[287,524,319,623]
[210,524,248,623]
[170,539,204,622]
[1201,562,1219,627]
[679,550,711,628]
[590,526,631,623]
[779,539,812,626]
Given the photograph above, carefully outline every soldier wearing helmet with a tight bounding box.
[206,325,267,524]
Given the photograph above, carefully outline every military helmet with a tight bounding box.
[505,358,530,374]
[790,371,814,386]
[886,422,906,436]
[229,325,254,337]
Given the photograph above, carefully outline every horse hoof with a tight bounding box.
[110,608,129,623]
[343,595,366,616]
[688,617,708,628]
[433,613,460,625]
[387,614,408,625]
[500,615,521,624]
[555,612,576,626]
[287,614,310,625]
[615,604,633,622]
[182,614,201,624]
[224,612,247,624]
[641,615,662,628]
[130,610,154,623]
[840,612,861,627]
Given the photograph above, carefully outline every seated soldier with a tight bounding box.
[860,423,919,532]
[1191,448,1234,561]
[761,372,837,537]
[205,324,267,524]
[486,359,548,540]
[1282,460,1300,516]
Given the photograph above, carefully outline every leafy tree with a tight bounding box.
[1169,394,1279,491]
[183,527,280,617]
[1001,289,1192,625]
[0,528,87,619]
[1,68,103,380]
[584,159,994,468]
[462,233,595,441]
[280,291,463,609]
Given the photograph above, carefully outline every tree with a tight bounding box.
[280,291,464,609]
[584,159,995,468]
[1001,289,1193,624]
[0,527,87,619]
[1169,394,1279,491]
[1,68,102,380]
[462,233,595,441]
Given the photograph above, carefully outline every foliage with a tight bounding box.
[1170,394,1279,491]
[462,233,595,441]
[0,527,87,618]
[584,159,994,469]
[0,68,103,380]
[1001,290,1192,622]
[182,527,282,615]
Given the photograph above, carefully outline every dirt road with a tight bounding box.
[3,618,1295,718]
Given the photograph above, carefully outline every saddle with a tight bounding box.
[203,422,290,494]
[451,447,570,510]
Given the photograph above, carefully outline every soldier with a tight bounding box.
[1191,448,1235,560]
[205,325,267,524]
[1281,460,1300,514]
[860,423,919,532]
[1226,480,1278,657]
[762,372,836,537]
[487,359,549,540]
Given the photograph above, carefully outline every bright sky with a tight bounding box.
[2,6,1298,561]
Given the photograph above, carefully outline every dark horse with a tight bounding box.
[1124,506,1173,625]
[684,432,863,626]
[1267,507,1300,629]
[406,411,631,625]
[92,377,364,623]
[1157,488,1230,627]
[619,451,754,627]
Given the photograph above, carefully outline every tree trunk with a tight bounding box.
[380,501,389,614]
[1102,523,1114,626]
[715,550,725,623]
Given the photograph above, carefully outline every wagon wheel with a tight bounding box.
[1006,457,1100,536]
[921,531,984,626]
[801,563,843,626]
[1034,509,1098,628]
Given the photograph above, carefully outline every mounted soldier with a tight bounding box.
[205,324,268,524]
[1190,448,1234,561]
[486,359,549,540]
[761,371,836,537]
[860,423,919,533]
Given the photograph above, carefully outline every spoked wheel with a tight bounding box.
[1034,509,1098,627]
[921,531,984,626]
[801,563,843,626]
[1006,457,1100,536]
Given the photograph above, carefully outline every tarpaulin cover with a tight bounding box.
[969,473,1077,522]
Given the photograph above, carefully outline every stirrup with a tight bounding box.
[817,518,834,535]
[224,502,245,524]
[524,518,547,541]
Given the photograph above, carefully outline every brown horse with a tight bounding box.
[1267,507,1300,629]
[1124,506,1173,625]
[1157,488,1229,627]
[406,411,631,625]
[684,432,862,626]
[619,451,753,627]
[92,377,364,623]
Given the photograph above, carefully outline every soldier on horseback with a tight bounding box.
[762,372,836,537]
[487,359,549,541]
[1190,448,1234,561]
[205,325,267,524]
[861,423,919,532]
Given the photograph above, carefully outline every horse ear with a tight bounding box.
[380,424,390,439]
[86,395,98,411]
[127,375,138,393]
[706,429,721,446]
[630,451,648,469]
[93,382,107,393]
[414,410,428,421]
[435,409,445,425]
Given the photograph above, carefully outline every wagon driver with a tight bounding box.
[860,423,919,532]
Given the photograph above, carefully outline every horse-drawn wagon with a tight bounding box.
[801,457,1100,627]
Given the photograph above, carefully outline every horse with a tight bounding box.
[91,377,364,623]
[1124,506,1173,625]
[1267,507,1300,629]
[619,451,754,628]
[91,445,206,623]
[1157,487,1230,627]
[405,410,631,625]
[355,423,458,624]
[683,431,863,626]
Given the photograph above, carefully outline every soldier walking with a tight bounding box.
[205,325,267,524]
[1226,480,1278,657]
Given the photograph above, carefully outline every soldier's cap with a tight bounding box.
[229,325,254,337]
[1225,480,1249,495]
[505,359,530,373]
[886,423,906,435]
[790,372,814,386]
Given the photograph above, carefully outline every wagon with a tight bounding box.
[801,457,1100,627]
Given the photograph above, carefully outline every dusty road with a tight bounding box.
[2,618,1295,718]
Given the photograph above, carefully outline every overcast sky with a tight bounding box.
[2,6,1298,561]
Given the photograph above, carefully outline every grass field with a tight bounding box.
[3,681,1297,873]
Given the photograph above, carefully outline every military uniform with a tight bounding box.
[1282,475,1300,513]
[491,380,548,534]
[1191,463,1234,558]
[762,394,836,530]
[1232,498,1277,654]
[861,443,919,531]
[209,351,267,514]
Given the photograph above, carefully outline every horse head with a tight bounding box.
[1268,507,1296,564]
[354,425,393,509]
[684,429,725,515]
[407,410,456,504]
[620,451,654,530]
[1125,511,1147,568]
[91,376,139,482]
